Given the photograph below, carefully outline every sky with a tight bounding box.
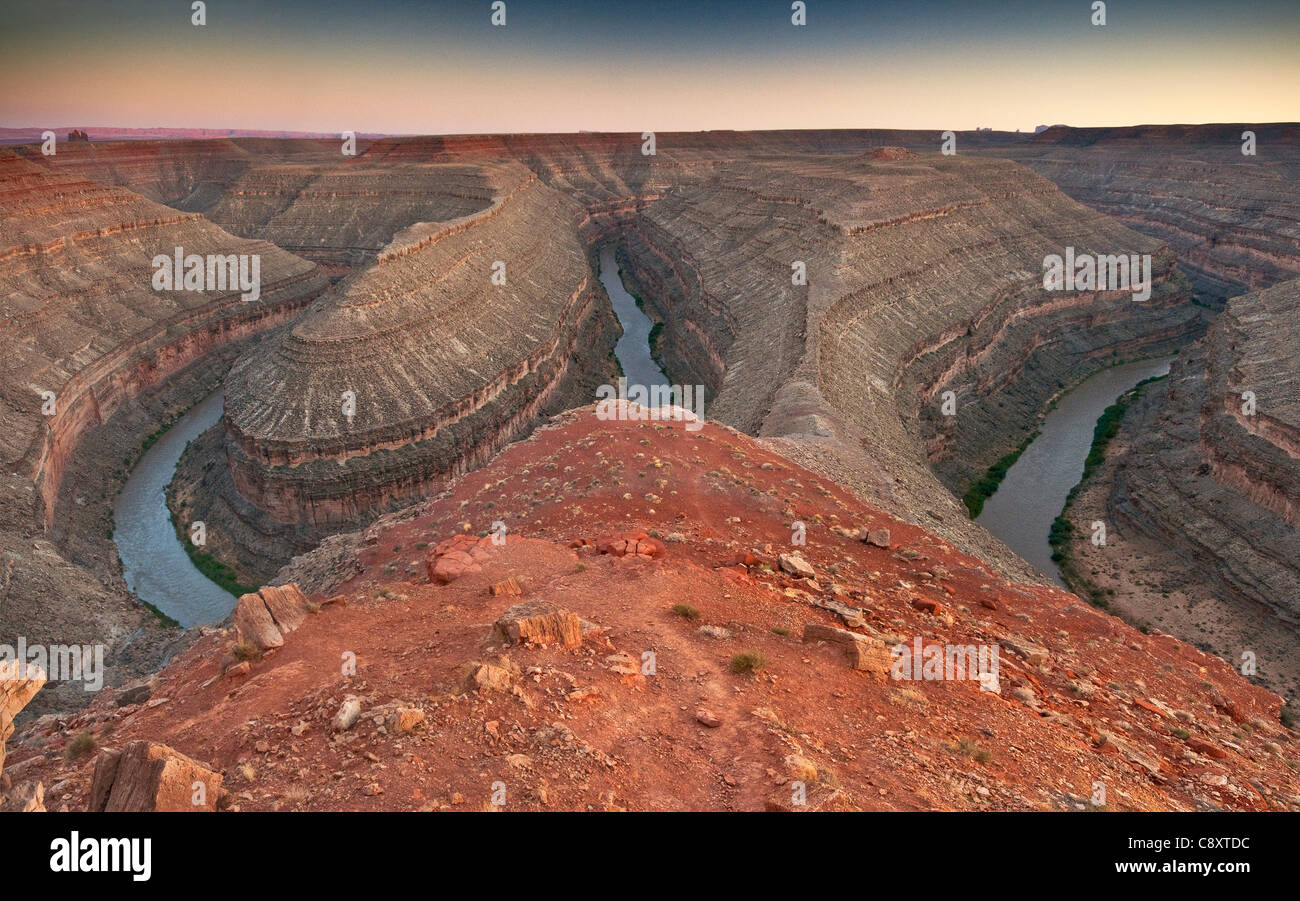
[2,0,1297,134]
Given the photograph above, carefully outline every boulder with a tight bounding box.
[88,741,222,812]
[695,709,721,728]
[463,662,514,693]
[332,697,362,731]
[596,530,666,559]
[764,782,843,812]
[1002,637,1049,667]
[864,528,891,548]
[493,600,582,649]
[259,583,311,634]
[802,623,891,672]
[234,593,281,650]
[388,707,427,734]
[1187,737,1228,760]
[0,779,45,812]
[816,598,867,629]
[427,534,492,584]
[234,582,313,652]
[114,677,154,708]
[1,660,46,777]
[778,553,816,579]
[490,577,523,597]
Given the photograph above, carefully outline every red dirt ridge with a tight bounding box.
[7,406,1299,811]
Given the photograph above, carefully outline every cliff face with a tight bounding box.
[0,149,330,527]
[155,135,1205,586]
[1062,279,1300,700]
[15,139,497,275]
[600,152,1201,575]
[0,149,332,715]
[196,162,619,576]
[979,125,1300,306]
[7,411,1297,811]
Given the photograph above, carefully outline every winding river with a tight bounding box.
[113,390,236,627]
[600,245,669,390]
[114,252,1143,621]
[113,247,666,629]
[976,357,1174,587]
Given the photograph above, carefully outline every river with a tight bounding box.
[112,247,666,629]
[113,391,237,627]
[976,357,1173,587]
[599,245,669,390]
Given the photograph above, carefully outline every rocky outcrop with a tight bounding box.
[1064,279,1300,700]
[6,409,1296,811]
[88,740,222,811]
[233,583,312,652]
[493,600,583,649]
[1,660,45,777]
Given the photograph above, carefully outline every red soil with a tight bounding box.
[10,406,1299,811]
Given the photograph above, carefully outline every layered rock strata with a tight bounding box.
[163,136,1205,585]
[197,163,618,576]
[604,152,1201,572]
[981,125,1300,306]
[16,139,497,275]
[0,149,329,527]
[1065,280,1300,699]
[0,148,328,714]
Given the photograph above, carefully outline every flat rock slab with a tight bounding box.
[89,741,223,812]
[234,582,312,652]
[493,600,583,649]
[802,623,891,672]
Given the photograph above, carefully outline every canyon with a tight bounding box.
[2,126,1298,812]
[67,132,1208,587]
[0,146,329,715]
[1060,278,1300,702]
[980,124,1300,306]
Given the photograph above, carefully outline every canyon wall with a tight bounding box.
[155,134,1207,586]
[978,125,1300,306]
[190,162,619,577]
[592,150,1201,575]
[1063,279,1300,700]
[0,149,329,528]
[0,148,329,714]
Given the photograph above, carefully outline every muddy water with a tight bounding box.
[113,391,236,626]
[600,245,669,391]
[977,357,1174,587]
